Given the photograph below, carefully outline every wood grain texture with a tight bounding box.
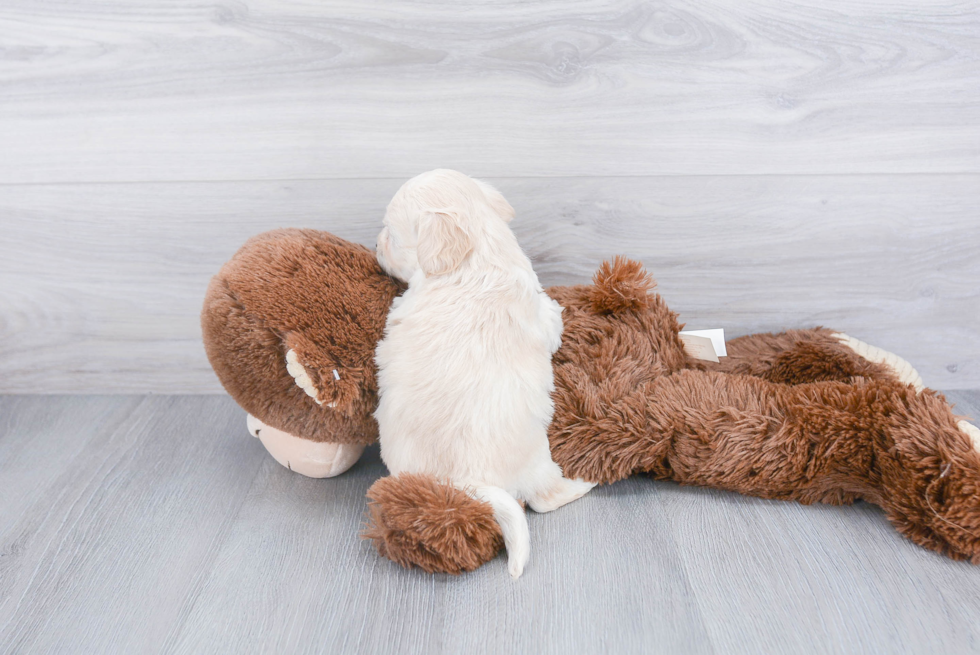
[1,0,979,183]
[1,175,977,393]
[1,393,979,654]
[1,0,977,392]
[0,396,264,654]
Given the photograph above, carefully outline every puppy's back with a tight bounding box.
[376,254,561,485]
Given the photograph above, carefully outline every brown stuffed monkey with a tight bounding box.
[202,229,980,574]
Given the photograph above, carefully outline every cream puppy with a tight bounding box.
[375,169,594,578]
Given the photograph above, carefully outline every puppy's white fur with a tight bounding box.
[375,169,594,578]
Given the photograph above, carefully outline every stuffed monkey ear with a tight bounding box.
[416,211,473,276]
[473,179,515,223]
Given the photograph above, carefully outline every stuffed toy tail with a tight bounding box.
[363,474,507,574]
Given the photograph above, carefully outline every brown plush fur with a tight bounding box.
[548,262,979,563]
[201,229,402,444]
[588,256,657,314]
[203,231,980,572]
[706,328,898,385]
[363,474,504,574]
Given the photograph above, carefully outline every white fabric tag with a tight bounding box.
[679,328,727,362]
[680,329,727,357]
[678,334,719,362]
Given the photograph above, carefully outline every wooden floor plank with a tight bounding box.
[2,395,979,654]
[0,396,264,654]
[166,444,444,655]
[439,479,716,655]
[0,396,142,536]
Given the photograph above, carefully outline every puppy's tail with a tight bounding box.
[472,485,530,579]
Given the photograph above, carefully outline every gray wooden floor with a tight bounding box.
[2,393,980,654]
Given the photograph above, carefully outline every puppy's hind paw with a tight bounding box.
[527,477,596,514]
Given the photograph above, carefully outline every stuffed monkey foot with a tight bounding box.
[866,386,980,563]
[959,420,980,452]
[245,414,365,478]
[832,332,926,391]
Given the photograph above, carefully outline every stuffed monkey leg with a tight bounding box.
[704,327,923,388]
[551,369,980,563]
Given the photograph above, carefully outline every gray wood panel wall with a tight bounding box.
[1,1,978,393]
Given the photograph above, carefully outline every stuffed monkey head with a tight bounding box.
[202,228,402,445]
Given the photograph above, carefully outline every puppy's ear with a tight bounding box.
[417,211,473,276]
[474,179,515,223]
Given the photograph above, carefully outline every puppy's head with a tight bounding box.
[377,169,514,282]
